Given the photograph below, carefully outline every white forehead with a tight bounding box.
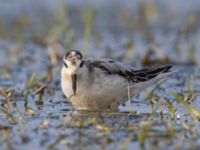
[71,51,76,56]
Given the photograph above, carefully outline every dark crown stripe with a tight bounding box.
[65,50,83,60]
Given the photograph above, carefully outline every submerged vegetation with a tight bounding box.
[0,0,200,149]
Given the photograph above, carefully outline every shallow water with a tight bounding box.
[0,1,200,150]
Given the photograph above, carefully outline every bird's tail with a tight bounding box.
[129,65,177,95]
[131,65,176,82]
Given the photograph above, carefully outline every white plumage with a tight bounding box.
[61,50,176,111]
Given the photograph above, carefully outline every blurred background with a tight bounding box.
[0,1,200,150]
[0,0,200,68]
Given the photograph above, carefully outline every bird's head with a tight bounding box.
[62,50,85,95]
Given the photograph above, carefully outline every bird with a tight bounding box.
[61,50,176,111]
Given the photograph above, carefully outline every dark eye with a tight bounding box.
[64,62,68,68]
[79,61,84,68]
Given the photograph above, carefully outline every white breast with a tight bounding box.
[61,67,129,111]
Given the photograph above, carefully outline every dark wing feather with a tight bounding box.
[85,58,172,83]
[131,65,172,83]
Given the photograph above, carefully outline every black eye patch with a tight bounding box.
[79,61,84,68]
[64,62,68,68]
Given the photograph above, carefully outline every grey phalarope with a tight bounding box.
[61,50,175,111]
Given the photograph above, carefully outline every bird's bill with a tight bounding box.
[71,74,77,95]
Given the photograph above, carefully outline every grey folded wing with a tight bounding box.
[84,58,173,83]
